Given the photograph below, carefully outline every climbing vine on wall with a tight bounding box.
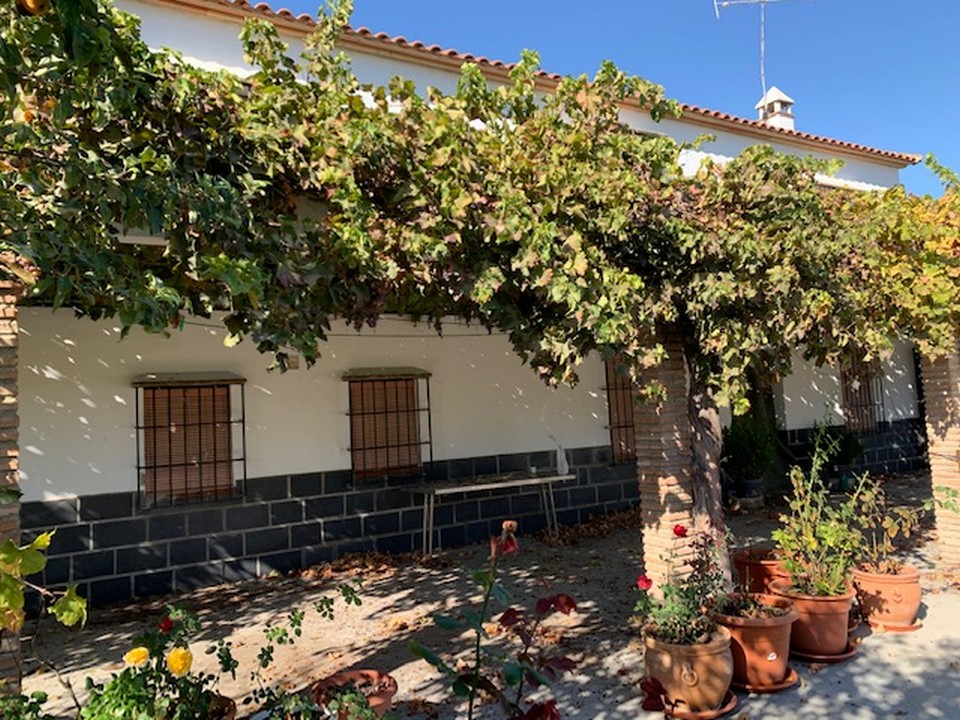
[2,0,959,526]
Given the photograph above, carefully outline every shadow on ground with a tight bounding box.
[22,471,960,719]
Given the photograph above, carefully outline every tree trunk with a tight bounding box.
[682,344,731,580]
[685,367,725,534]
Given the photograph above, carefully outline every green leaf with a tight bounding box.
[19,548,46,576]
[462,609,486,634]
[502,661,524,686]
[31,531,55,551]
[433,614,463,631]
[408,640,452,675]
[50,586,87,627]
[0,486,22,506]
[491,582,512,607]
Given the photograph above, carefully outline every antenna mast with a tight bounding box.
[713,0,791,98]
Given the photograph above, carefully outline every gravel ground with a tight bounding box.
[20,472,960,719]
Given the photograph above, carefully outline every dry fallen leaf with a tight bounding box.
[383,616,411,633]
[406,697,440,719]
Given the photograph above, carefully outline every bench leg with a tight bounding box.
[545,484,559,535]
[422,493,433,556]
[538,485,559,535]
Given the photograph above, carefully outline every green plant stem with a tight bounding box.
[514,615,542,708]
[468,554,499,720]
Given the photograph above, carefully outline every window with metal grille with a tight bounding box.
[840,357,884,433]
[344,368,433,480]
[605,358,636,463]
[134,373,246,508]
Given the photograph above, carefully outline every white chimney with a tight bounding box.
[755,86,795,131]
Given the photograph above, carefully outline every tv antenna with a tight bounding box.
[713,0,792,98]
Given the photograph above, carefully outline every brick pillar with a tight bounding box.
[920,351,960,566]
[0,281,22,693]
[634,330,696,586]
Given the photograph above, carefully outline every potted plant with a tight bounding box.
[849,481,924,631]
[635,525,735,717]
[711,593,798,692]
[81,608,236,720]
[225,582,391,720]
[721,417,777,502]
[312,672,399,719]
[820,424,864,490]
[731,545,789,595]
[770,433,865,660]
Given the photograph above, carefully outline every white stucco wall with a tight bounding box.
[775,357,844,430]
[18,310,610,501]
[879,340,920,422]
[774,340,919,431]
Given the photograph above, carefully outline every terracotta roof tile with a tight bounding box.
[164,0,920,166]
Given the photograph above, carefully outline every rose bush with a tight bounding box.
[412,520,577,719]
[81,607,231,720]
[633,526,726,645]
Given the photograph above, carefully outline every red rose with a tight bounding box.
[552,593,577,615]
[520,700,560,720]
[157,616,174,634]
[636,574,653,591]
[673,524,688,538]
[499,534,519,556]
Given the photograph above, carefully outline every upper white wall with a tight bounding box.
[776,356,844,430]
[18,310,610,501]
[119,0,901,189]
[774,340,919,431]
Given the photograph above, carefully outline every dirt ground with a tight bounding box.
[20,472,960,719]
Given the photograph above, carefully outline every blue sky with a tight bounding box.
[281,1,958,196]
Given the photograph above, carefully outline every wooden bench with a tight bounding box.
[405,472,575,555]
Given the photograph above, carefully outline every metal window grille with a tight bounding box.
[605,358,637,463]
[841,357,884,433]
[344,368,433,480]
[134,373,246,508]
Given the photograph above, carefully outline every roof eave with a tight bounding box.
[138,0,922,168]
[678,109,921,169]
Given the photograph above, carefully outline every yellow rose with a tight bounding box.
[165,647,193,677]
[123,646,150,668]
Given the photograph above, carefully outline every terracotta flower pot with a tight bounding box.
[713,594,798,690]
[643,626,734,713]
[311,669,398,718]
[733,548,789,595]
[210,694,236,720]
[16,0,51,15]
[770,580,855,657]
[851,564,922,630]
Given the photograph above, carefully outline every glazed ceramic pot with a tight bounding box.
[852,564,922,630]
[713,593,798,690]
[643,626,734,713]
[770,580,855,657]
[311,669,398,718]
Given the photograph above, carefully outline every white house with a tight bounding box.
[18,0,924,606]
